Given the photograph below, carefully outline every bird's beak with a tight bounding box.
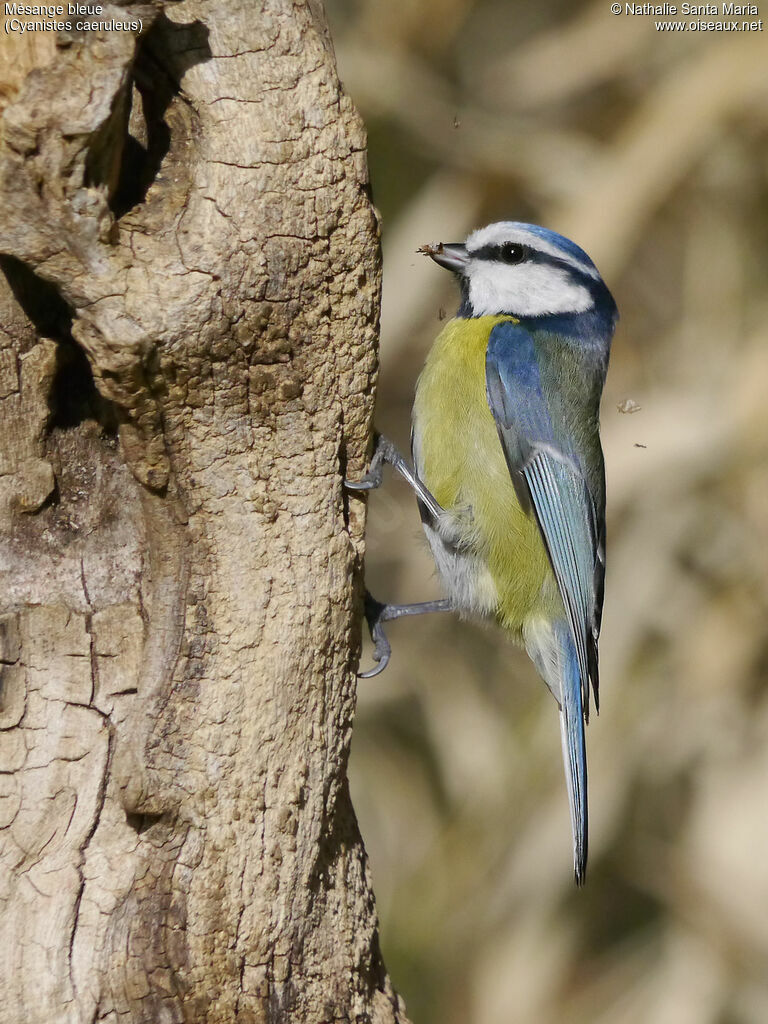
[418,242,469,273]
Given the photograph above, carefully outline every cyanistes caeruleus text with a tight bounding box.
[348,222,617,884]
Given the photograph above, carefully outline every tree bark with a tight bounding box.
[0,3,406,1022]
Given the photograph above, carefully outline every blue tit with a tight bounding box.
[348,221,617,884]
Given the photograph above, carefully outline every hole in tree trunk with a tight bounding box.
[0,255,117,434]
[49,340,118,433]
[0,254,73,340]
[110,15,212,219]
[125,811,165,834]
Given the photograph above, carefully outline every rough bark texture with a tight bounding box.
[0,3,406,1022]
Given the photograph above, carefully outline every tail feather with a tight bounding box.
[524,617,588,884]
[559,633,588,885]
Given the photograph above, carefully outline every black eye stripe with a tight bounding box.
[467,244,594,282]
[468,242,531,264]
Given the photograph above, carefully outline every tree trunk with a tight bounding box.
[0,4,406,1022]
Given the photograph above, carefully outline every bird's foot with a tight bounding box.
[358,592,452,678]
[345,434,401,492]
[360,592,391,678]
[345,434,444,520]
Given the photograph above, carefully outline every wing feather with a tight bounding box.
[526,454,593,713]
[485,320,602,718]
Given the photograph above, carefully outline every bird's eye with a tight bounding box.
[499,242,527,264]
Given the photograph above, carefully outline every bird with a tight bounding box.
[347,221,618,885]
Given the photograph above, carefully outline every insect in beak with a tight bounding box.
[417,242,469,273]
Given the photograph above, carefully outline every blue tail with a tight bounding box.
[525,617,589,883]
[557,626,588,885]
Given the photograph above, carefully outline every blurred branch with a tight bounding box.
[479,1,660,109]
[552,34,768,275]
[336,43,602,201]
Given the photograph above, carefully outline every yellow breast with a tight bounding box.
[412,316,558,635]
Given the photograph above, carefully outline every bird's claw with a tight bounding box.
[344,436,399,492]
[356,593,452,678]
[358,592,391,678]
[358,624,391,678]
[344,460,384,491]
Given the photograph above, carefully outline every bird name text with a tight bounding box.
[4,3,103,12]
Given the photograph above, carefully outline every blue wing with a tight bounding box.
[485,320,602,714]
[486,319,605,884]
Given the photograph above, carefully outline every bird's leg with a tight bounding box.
[360,591,452,678]
[347,435,450,675]
[345,434,443,521]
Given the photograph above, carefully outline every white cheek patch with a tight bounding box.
[467,260,594,317]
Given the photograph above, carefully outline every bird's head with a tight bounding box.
[420,221,615,321]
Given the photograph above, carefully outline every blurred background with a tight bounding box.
[323,2,768,1022]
